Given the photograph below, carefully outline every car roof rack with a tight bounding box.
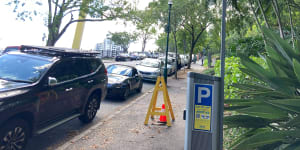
[20,45,100,57]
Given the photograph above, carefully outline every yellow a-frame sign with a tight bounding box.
[144,76,175,126]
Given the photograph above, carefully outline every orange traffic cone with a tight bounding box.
[159,104,167,123]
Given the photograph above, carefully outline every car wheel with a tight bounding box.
[79,94,100,123]
[122,85,130,100]
[0,118,29,150]
[136,81,143,93]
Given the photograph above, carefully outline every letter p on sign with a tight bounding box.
[198,87,210,104]
[195,84,212,106]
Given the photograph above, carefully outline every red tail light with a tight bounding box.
[104,68,107,75]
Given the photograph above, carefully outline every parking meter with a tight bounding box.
[184,72,221,150]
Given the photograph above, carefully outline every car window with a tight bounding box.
[0,54,51,83]
[73,59,91,76]
[48,59,75,82]
[49,58,90,82]
[87,58,101,73]
[107,65,132,76]
[140,60,160,68]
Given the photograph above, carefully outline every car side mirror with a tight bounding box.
[48,77,58,86]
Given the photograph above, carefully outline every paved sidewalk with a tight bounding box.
[59,64,205,150]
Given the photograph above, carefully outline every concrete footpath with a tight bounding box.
[59,63,205,150]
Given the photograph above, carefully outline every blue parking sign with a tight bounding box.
[195,84,212,106]
[194,84,213,131]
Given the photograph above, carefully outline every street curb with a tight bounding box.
[58,88,154,150]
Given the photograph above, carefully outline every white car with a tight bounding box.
[136,58,164,81]
[180,55,188,66]
[158,57,176,75]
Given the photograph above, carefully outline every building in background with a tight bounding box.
[95,35,123,58]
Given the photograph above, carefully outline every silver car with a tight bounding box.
[136,58,164,81]
[158,57,176,75]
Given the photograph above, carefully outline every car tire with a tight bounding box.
[79,94,100,123]
[122,85,130,100]
[136,81,143,93]
[0,118,30,150]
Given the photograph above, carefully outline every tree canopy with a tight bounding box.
[8,0,133,46]
[108,31,137,53]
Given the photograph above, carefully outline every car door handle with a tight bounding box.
[65,88,73,92]
[88,80,94,83]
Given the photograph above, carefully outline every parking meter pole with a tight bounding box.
[219,0,227,148]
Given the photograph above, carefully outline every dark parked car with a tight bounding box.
[0,45,107,150]
[129,54,141,60]
[115,53,130,61]
[106,64,143,99]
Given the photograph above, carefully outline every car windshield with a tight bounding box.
[107,65,132,76]
[159,58,173,65]
[0,54,52,83]
[140,60,160,68]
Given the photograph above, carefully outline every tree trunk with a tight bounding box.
[142,37,147,52]
[46,32,56,46]
[271,0,284,39]
[123,47,128,53]
[187,35,195,69]
[172,32,178,79]
[258,0,270,28]
[249,0,267,46]
[287,1,295,47]
[208,50,212,68]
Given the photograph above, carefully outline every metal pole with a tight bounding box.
[183,38,186,72]
[219,0,226,149]
[175,43,178,79]
[164,0,173,84]
[72,0,87,49]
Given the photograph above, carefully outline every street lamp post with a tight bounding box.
[164,0,173,84]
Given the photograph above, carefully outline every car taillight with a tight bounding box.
[104,68,107,75]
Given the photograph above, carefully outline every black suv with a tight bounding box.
[0,45,107,150]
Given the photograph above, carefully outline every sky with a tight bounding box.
[0,0,157,52]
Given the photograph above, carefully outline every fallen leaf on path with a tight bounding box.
[129,128,140,134]
[90,144,99,149]
[81,136,89,140]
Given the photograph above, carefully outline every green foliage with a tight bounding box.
[155,33,167,52]
[132,8,157,52]
[202,68,215,75]
[149,0,217,68]
[8,0,132,46]
[224,27,300,149]
[214,56,265,99]
[108,31,137,53]
[203,59,208,67]
[227,30,265,57]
